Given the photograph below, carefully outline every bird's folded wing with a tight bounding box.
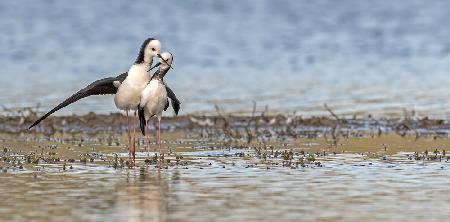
[29,72,128,129]
[165,86,180,116]
[164,98,170,111]
[138,106,146,136]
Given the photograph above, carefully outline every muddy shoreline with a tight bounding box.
[1,111,450,170]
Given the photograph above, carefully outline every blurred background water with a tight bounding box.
[1,0,450,118]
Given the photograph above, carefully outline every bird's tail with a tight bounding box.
[138,107,146,136]
[172,100,181,116]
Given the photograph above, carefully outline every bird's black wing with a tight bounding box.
[138,106,146,136]
[165,86,180,115]
[29,72,128,129]
[164,98,169,111]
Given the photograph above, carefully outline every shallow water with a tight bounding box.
[1,150,450,222]
[2,1,450,117]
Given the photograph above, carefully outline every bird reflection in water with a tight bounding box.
[116,168,180,222]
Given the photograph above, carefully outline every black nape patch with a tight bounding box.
[134,38,155,64]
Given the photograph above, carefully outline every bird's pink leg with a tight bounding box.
[158,117,162,166]
[145,119,150,157]
[126,110,132,161]
[131,110,137,163]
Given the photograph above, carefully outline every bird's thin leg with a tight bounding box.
[131,110,137,163]
[126,110,132,161]
[158,117,162,166]
[145,119,150,157]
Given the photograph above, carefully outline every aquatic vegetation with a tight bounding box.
[0,109,450,174]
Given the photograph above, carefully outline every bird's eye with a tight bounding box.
[151,48,156,51]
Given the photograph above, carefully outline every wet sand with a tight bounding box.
[1,112,450,221]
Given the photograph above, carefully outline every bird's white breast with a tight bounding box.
[140,80,167,118]
[114,64,150,110]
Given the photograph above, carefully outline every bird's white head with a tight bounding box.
[159,52,173,69]
[135,38,161,64]
[149,52,174,79]
[150,51,174,71]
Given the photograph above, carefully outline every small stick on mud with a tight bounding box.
[324,103,344,123]
[245,101,257,144]
[323,104,341,146]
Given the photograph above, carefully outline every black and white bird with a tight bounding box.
[138,52,180,158]
[28,38,172,162]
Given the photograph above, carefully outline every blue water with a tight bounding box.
[2,0,450,118]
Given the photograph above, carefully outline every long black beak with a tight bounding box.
[149,62,161,70]
[157,54,174,69]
